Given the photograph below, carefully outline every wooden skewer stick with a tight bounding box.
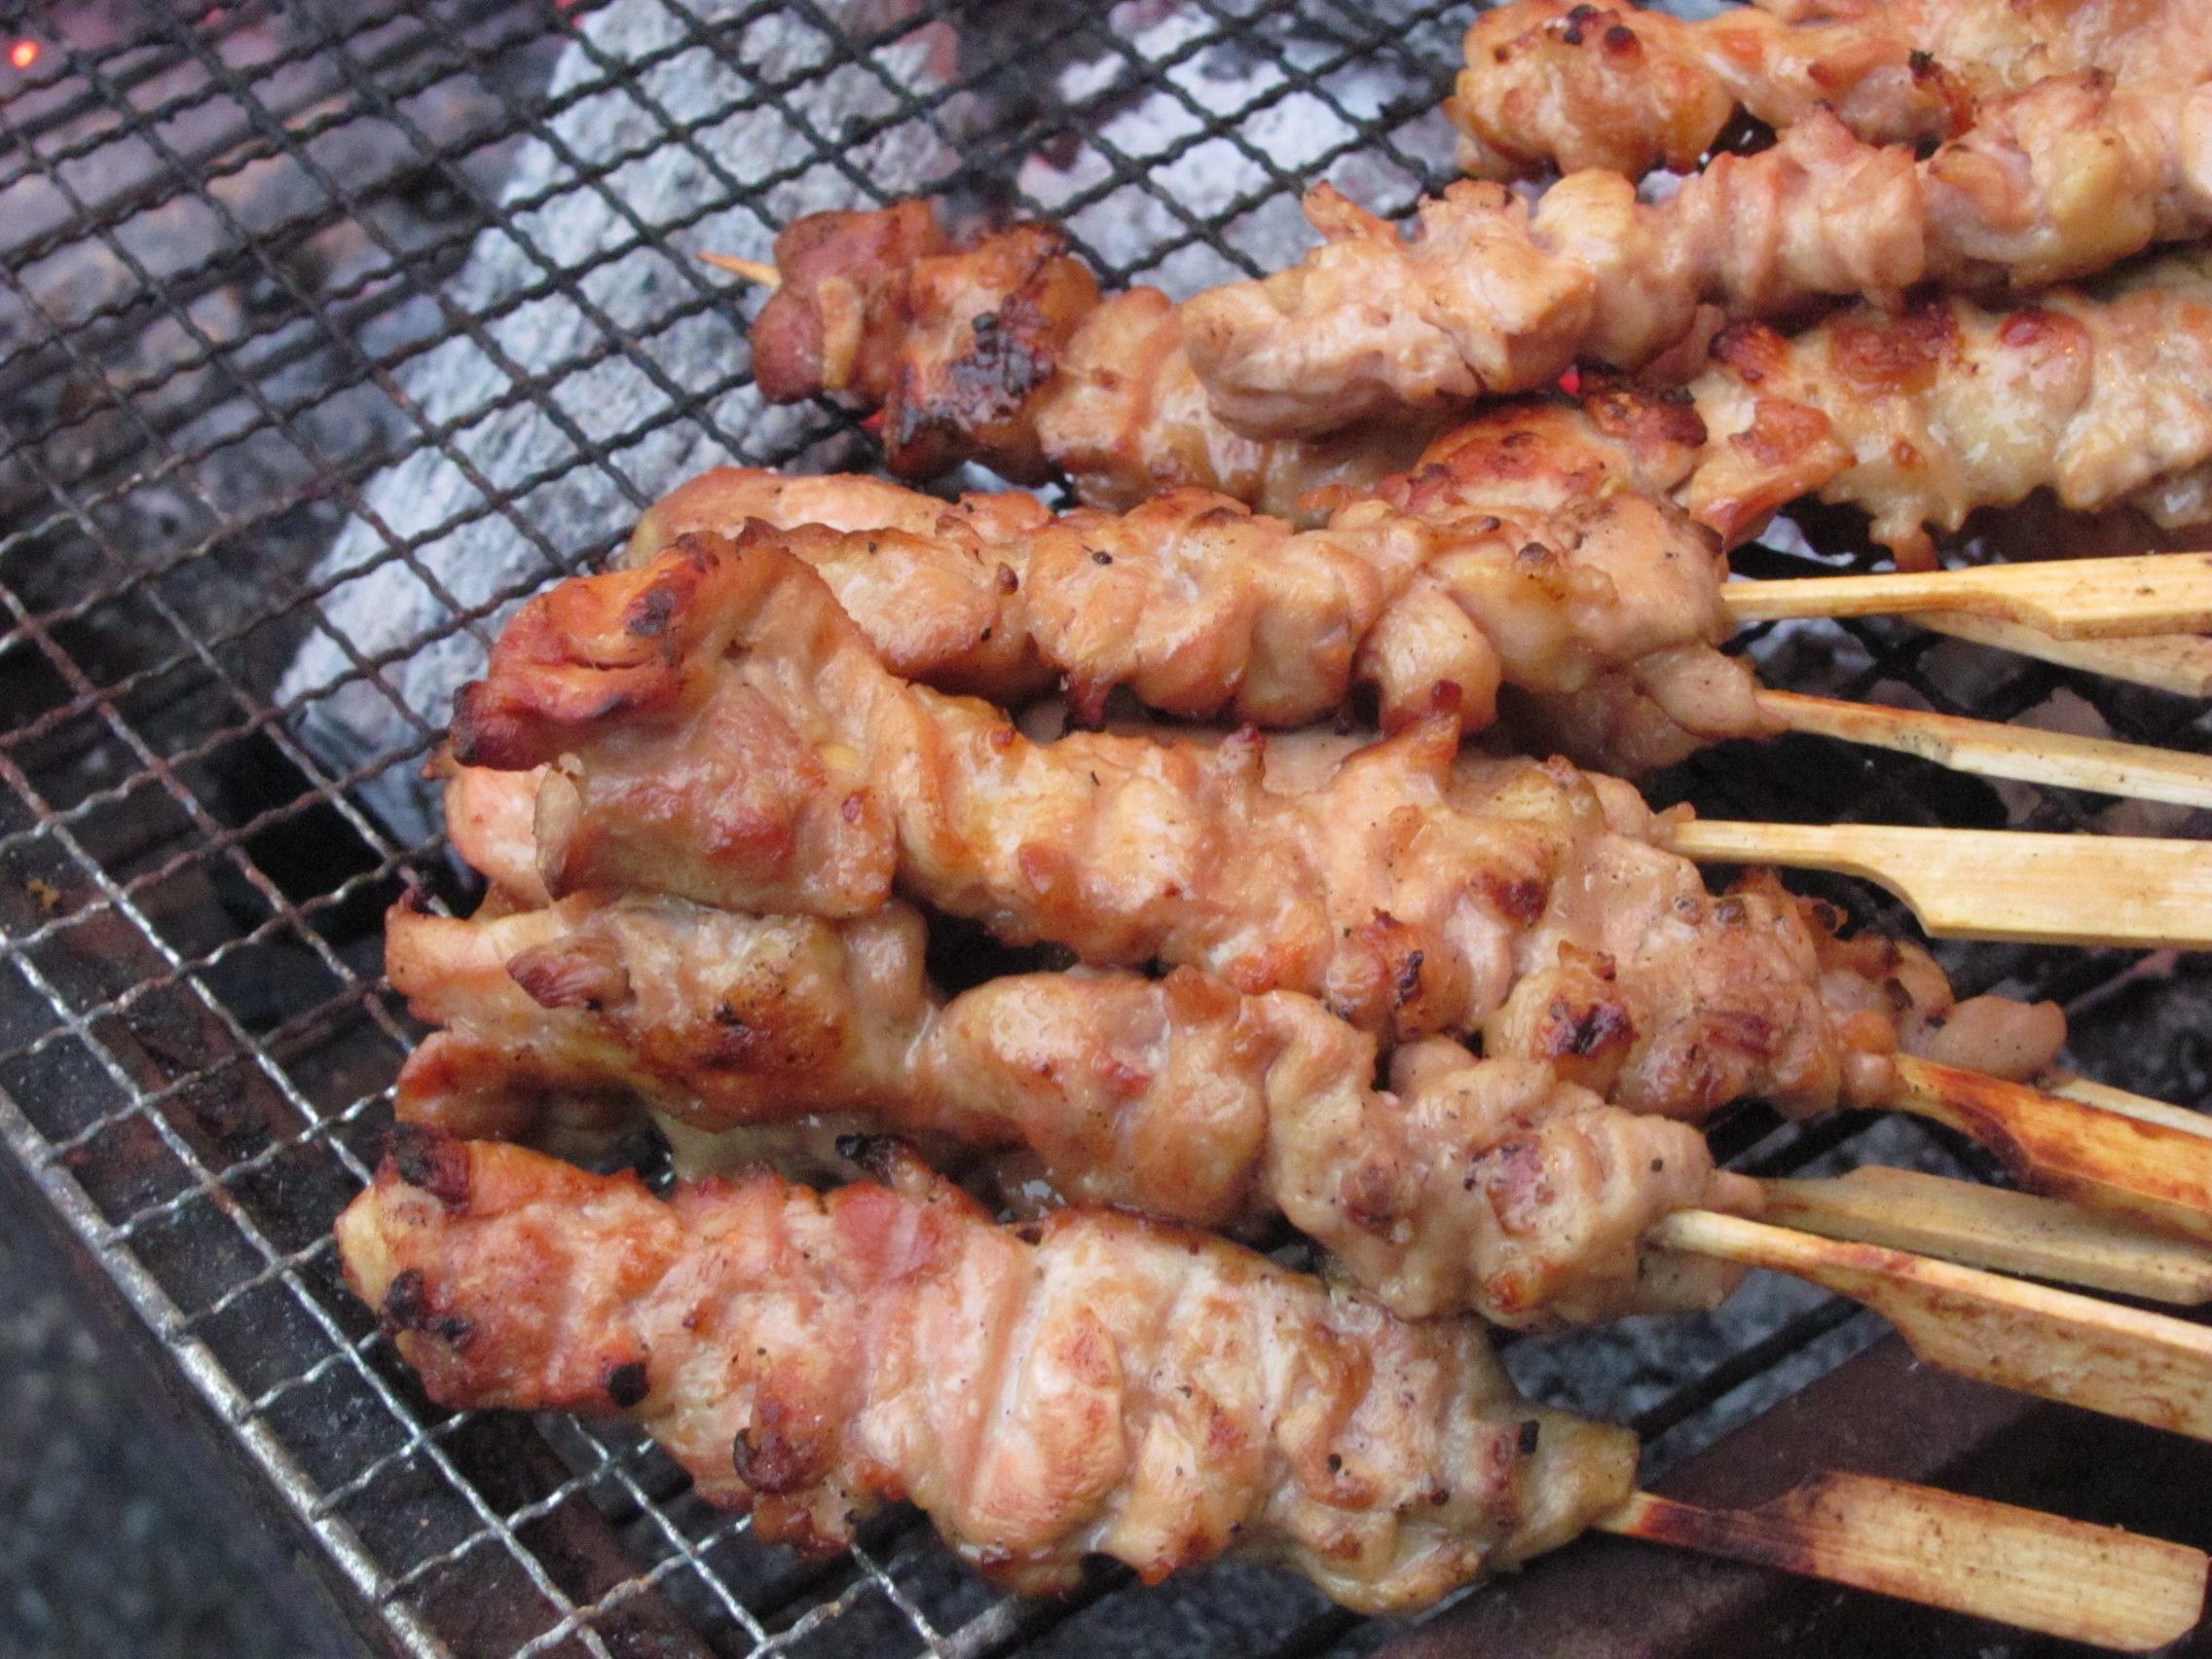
[1724,553,2212,639]
[1914,614,2212,698]
[1890,1056,2212,1243]
[1759,1166,2212,1305]
[2048,1075,2212,1139]
[1602,1474,2207,1652]
[1653,1208,2212,1441]
[1668,821,2212,951]
[701,251,781,286]
[1755,688,2212,809]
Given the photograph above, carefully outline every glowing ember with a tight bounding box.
[8,39,37,70]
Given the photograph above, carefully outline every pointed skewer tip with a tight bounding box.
[700,251,781,288]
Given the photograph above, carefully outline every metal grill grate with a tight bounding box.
[1,3,2205,1657]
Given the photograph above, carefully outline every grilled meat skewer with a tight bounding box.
[339,1136,2212,1641]
[447,531,2062,1084]
[1184,70,2212,438]
[751,70,2212,451]
[387,889,1757,1326]
[625,398,1766,772]
[339,1133,1639,1611]
[747,200,1435,516]
[744,206,2212,571]
[1677,256,2212,566]
[1453,0,2212,182]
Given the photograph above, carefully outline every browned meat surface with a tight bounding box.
[337,1136,1640,1610]
[735,199,2212,566]
[749,203,1434,515]
[387,891,1757,1325]
[445,531,2061,1087]
[622,396,1757,752]
[1453,0,2212,182]
[438,756,550,905]
[1679,256,2212,564]
[1184,73,2212,438]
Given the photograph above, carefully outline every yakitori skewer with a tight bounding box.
[388,880,2212,1438]
[1762,1166,2212,1306]
[633,455,2212,804]
[718,219,2212,617]
[449,527,2098,1051]
[1181,72,2212,439]
[387,891,1762,1329]
[445,536,2212,1240]
[1601,1474,2206,1653]
[339,1136,2211,1646]
[1452,0,2212,182]
[431,755,2060,1127]
[419,781,2212,1277]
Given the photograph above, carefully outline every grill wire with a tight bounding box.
[0,2,2205,1656]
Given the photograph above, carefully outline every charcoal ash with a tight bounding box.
[277,0,973,846]
[1,2,562,700]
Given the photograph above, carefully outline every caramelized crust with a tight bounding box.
[338,1137,1641,1609]
[747,203,1433,515]
[387,891,1759,1325]
[1453,0,2211,182]
[1682,256,2212,563]
[622,396,1755,756]
[1185,73,2212,438]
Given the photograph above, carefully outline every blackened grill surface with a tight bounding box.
[0,3,2205,1658]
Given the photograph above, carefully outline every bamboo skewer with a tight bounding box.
[1759,1166,2212,1305]
[1891,1057,2212,1243]
[2049,1076,2212,1138]
[1653,1209,2212,1441]
[1723,554,2212,639]
[700,250,781,285]
[1667,821,2212,951]
[1602,1475,2207,1652]
[1755,689,2212,808]
[1914,614,2212,697]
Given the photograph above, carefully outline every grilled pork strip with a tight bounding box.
[624,396,1763,765]
[337,1134,1641,1610]
[387,891,1759,1325]
[1451,0,2211,182]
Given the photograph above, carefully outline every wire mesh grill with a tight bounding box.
[1,2,2205,1656]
